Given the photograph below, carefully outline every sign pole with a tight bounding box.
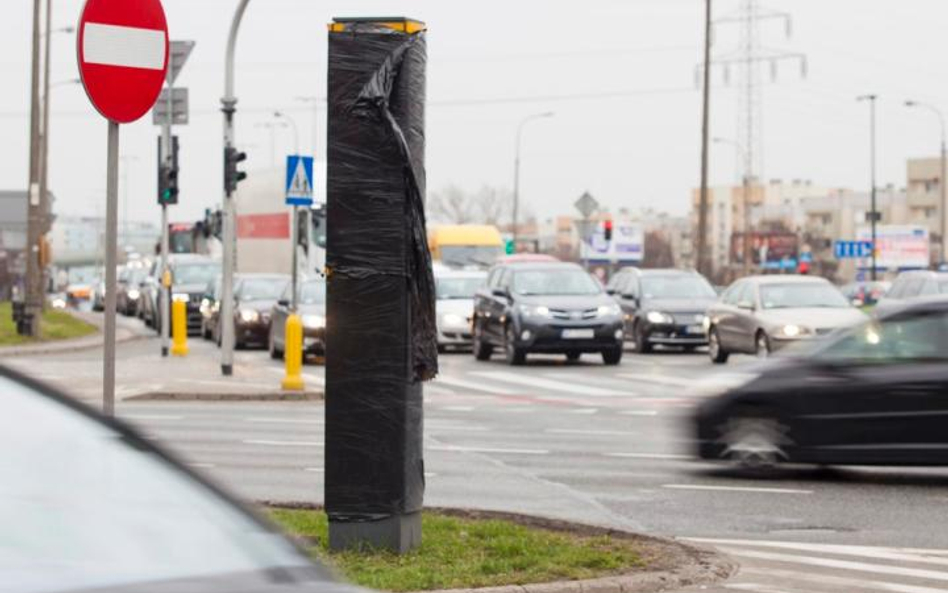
[160,76,172,356]
[103,121,119,416]
[292,204,299,311]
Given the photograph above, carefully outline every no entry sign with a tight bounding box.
[77,0,169,123]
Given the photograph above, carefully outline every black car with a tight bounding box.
[607,268,716,353]
[0,364,353,592]
[694,296,948,470]
[270,278,327,360]
[141,255,220,336]
[472,262,624,365]
[222,273,289,349]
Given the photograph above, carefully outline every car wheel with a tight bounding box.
[719,412,790,474]
[504,324,526,366]
[602,346,623,365]
[708,327,729,364]
[473,322,494,361]
[755,331,771,359]
[565,351,581,362]
[633,321,652,354]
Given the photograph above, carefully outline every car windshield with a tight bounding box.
[759,282,850,309]
[441,245,503,268]
[300,282,326,305]
[641,275,716,299]
[512,269,602,296]
[437,276,485,299]
[173,263,219,286]
[0,374,311,593]
[238,278,286,301]
[814,312,948,363]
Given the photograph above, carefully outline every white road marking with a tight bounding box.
[724,549,948,583]
[434,376,520,395]
[471,371,626,396]
[245,417,323,425]
[663,484,813,495]
[303,467,324,472]
[429,445,549,455]
[243,439,323,447]
[569,408,600,415]
[427,424,490,432]
[688,538,948,567]
[545,428,635,436]
[742,566,948,593]
[620,410,659,416]
[186,462,216,469]
[439,405,475,412]
[724,584,794,593]
[605,452,691,460]
[618,372,697,388]
[82,23,167,70]
[122,414,184,421]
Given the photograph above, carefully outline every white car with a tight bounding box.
[435,269,486,351]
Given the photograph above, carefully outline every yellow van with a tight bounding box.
[428,225,504,268]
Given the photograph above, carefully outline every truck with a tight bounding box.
[428,224,504,269]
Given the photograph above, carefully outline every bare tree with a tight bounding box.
[427,185,516,226]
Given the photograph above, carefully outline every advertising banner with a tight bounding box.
[581,220,644,263]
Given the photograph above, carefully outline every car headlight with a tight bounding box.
[441,313,467,326]
[238,308,260,323]
[646,311,674,324]
[597,303,621,317]
[127,289,140,300]
[778,324,810,338]
[172,292,189,303]
[519,304,551,318]
[701,315,711,332]
[302,314,326,329]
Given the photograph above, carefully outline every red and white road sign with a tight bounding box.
[77,0,169,124]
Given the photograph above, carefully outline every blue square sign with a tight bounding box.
[285,155,314,206]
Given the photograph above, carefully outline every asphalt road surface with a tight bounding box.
[9,325,948,593]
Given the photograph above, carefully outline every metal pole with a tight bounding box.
[103,121,120,416]
[160,75,173,356]
[25,0,42,336]
[38,0,51,294]
[291,205,299,310]
[743,175,752,276]
[512,135,521,249]
[941,135,947,266]
[697,0,713,278]
[870,97,878,281]
[220,0,251,376]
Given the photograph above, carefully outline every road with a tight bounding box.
[8,324,948,593]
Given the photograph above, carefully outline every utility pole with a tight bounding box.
[220,0,251,376]
[858,94,878,281]
[512,112,553,249]
[24,0,43,337]
[696,0,712,278]
[905,100,947,266]
[38,0,52,292]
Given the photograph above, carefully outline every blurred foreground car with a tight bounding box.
[694,297,948,470]
[0,365,349,592]
[435,269,486,351]
[270,278,327,360]
[706,275,865,363]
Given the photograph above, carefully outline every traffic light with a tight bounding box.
[157,136,180,205]
[224,146,247,194]
[311,204,327,248]
[603,219,613,242]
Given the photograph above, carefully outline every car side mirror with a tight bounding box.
[277,298,290,307]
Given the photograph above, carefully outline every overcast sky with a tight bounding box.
[2,0,948,226]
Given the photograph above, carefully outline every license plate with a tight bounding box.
[686,324,704,335]
[562,328,595,339]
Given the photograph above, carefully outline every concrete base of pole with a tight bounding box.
[221,364,233,376]
[329,512,421,554]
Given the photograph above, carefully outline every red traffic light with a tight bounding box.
[603,219,613,241]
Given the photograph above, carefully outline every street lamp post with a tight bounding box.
[905,100,947,266]
[512,112,553,250]
[857,94,879,281]
[713,137,752,276]
[220,0,251,377]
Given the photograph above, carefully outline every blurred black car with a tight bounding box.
[215,273,289,349]
[472,262,624,365]
[269,278,327,360]
[116,266,148,317]
[606,268,716,353]
[694,297,948,470]
[140,255,220,335]
[0,364,353,592]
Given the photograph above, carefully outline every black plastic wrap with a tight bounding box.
[324,19,435,523]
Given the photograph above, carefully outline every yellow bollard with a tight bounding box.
[170,299,189,356]
[281,314,305,391]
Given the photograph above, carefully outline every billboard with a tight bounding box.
[731,232,799,269]
[581,220,644,263]
[856,225,929,270]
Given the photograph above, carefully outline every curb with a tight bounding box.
[126,391,325,402]
[263,504,738,593]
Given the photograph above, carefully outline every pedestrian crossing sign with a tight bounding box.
[285,155,314,206]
